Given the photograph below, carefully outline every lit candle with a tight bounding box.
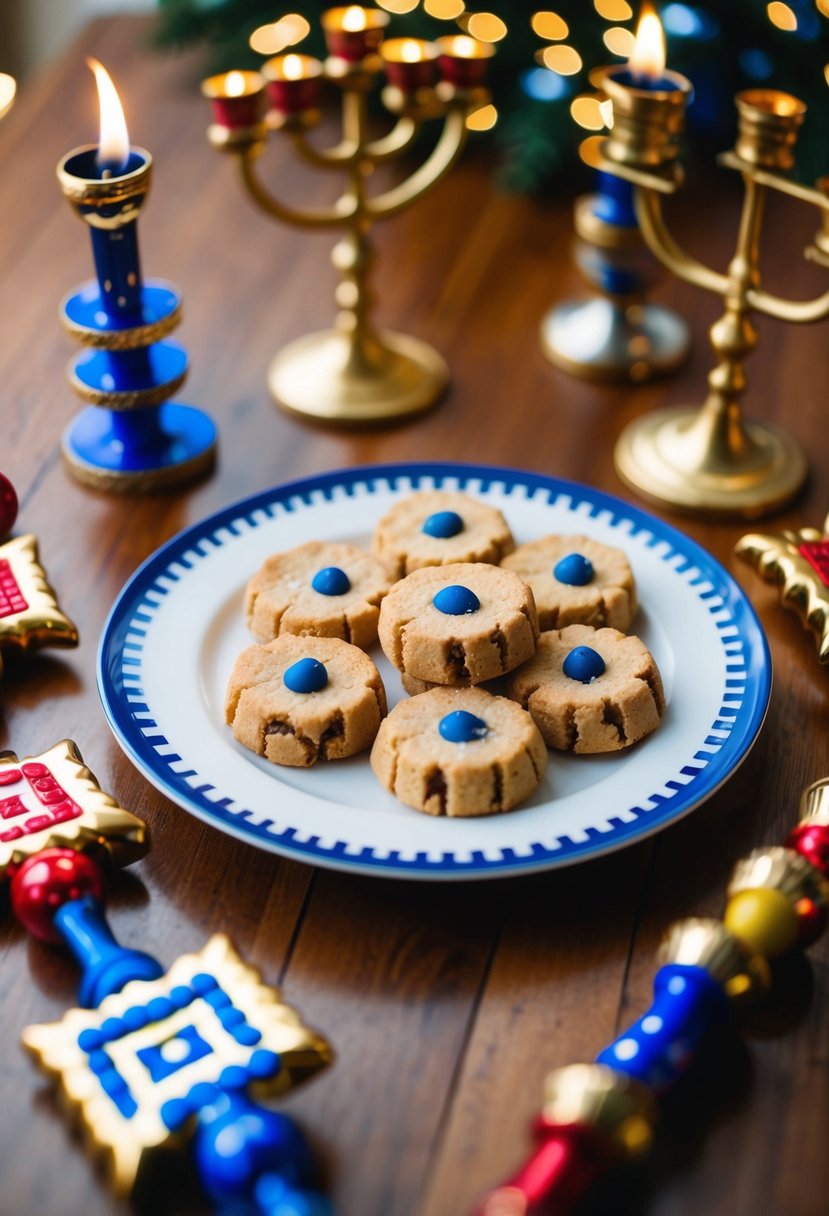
[321,6,389,63]
[201,70,266,130]
[380,38,438,92]
[57,61,217,492]
[435,35,494,89]
[262,53,324,114]
[57,60,146,320]
[591,5,688,227]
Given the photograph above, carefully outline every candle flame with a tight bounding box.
[629,4,666,80]
[88,59,129,173]
[453,35,478,57]
[282,54,305,80]
[401,39,423,62]
[342,6,368,30]
[0,73,16,122]
[225,70,247,97]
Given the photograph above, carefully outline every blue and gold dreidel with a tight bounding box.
[56,60,216,492]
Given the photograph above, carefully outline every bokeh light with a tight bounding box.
[594,0,633,20]
[466,102,498,129]
[467,12,508,42]
[570,95,607,129]
[767,2,797,30]
[540,44,583,74]
[603,26,635,55]
[531,11,569,40]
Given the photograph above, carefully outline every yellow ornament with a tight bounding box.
[724,888,800,960]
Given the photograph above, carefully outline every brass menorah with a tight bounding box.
[585,71,829,518]
[203,15,492,424]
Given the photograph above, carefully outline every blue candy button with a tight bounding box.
[311,566,351,596]
[284,657,328,694]
[562,646,606,683]
[433,585,480,615]
[554,553,595,586]
[423,510,464,539]
[439,710,489,743]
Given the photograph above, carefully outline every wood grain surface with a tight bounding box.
[1,17,828,1216]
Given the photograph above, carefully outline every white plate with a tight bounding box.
[98,463,771,880]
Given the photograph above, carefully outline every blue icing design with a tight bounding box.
[137,1024,213,1083]
[439,711,489,743]
[423,510,463,538]
[284,657,328,694]
[554,553,595,586]
[311,566,351,596]
[433,585,480,616]
[563,645,606,683]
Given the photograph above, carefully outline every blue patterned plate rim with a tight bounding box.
[97,461,771,880]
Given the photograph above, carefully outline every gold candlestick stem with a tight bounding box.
[589,84,829,518]
[208,61,486,424]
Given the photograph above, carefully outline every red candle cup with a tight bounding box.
[380,39,438,92]
[436,35,494,89]
[263,54,324,114]
[322,6,389,62]
[201,70,266,129]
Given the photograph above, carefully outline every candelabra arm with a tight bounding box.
[290,128,359,168]
[367,105,469,219]
[238,149,353,229]
[635,188,729,297]
[746,284,829,325]
[365,115,421,163]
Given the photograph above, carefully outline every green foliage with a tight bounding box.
[154,0,829,192]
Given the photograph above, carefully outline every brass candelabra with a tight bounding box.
[203,18,492,425]
[585,74,829,518]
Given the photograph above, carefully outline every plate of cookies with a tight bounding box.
[98,463,771,880]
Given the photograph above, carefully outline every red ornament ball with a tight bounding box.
[787,823,829,876]
[10,848,106,942]
[0,472,17,539]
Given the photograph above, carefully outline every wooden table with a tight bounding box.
[2,18,828,1216]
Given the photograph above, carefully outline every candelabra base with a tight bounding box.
[540,299,690,383]
[614,407,807,518]
[62,403,217,493]
[267,329,448,425]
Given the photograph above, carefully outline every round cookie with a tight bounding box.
[505,624,664,754]
[245,540,392,649]
[501,535,637,632]
[378,562,539,686]
[226,635,387,767]
[370,686,547,817]
[372,491,514,578]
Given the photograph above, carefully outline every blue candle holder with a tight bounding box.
[540,65,690,384]
[57,145,217,492]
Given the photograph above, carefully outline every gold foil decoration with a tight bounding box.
[735,515,829,662]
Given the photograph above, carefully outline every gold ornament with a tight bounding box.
[734,515,829,662]
[0,740,147,877]
[0,533,79,677]
[23,934,333,1194]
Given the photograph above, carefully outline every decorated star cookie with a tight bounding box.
[23,933,333,1194]
[735,518,829,663]
[0,740,148,877]
[0,533,79,678]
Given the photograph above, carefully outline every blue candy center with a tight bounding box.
[562,645,606,684]
[439,710,489,743]
[422,510,464,539]
[283,657,328,694]
[554,553,595,586]
[433,585,480,615]
[311,566,351,596]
